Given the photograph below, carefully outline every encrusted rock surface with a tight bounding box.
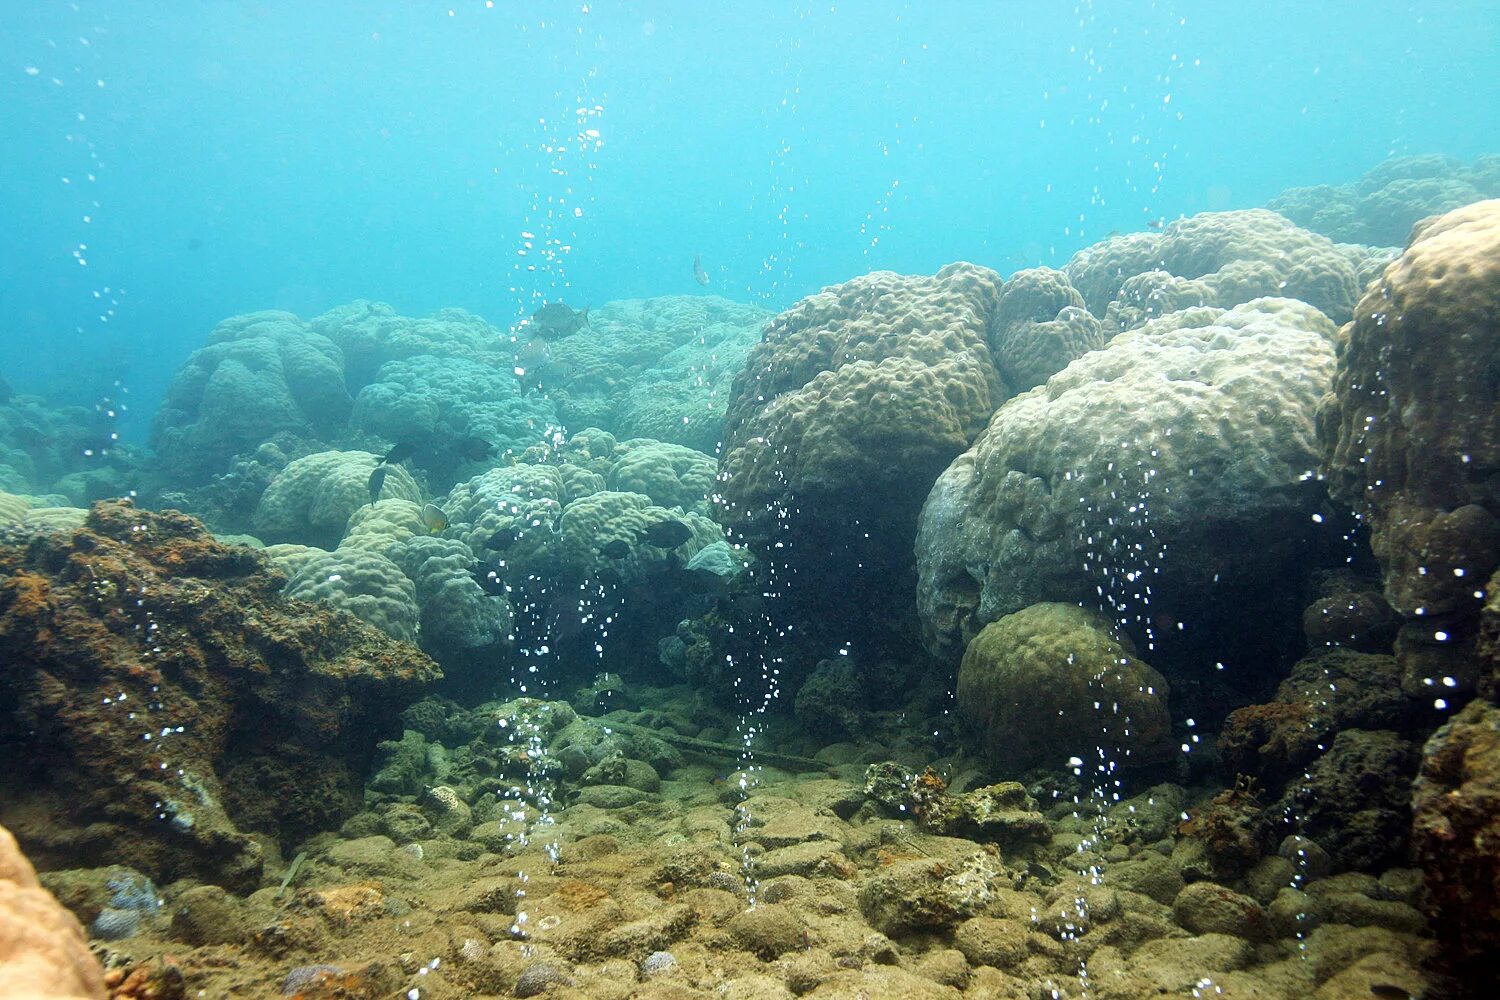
[0,501,438,890]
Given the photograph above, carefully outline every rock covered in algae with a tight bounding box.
[1410,697,1500,989]
[0,501,438,890]
[1321,199,1500,698]
[956,602,1173,773]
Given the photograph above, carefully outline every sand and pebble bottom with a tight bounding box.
[62,702,1432,1000]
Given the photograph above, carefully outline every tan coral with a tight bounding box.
[716,263,1007,640]
[1320,199,1500,695]
[0,823,107,1000]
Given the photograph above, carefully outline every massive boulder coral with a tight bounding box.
[1269,153,1500,248]
[388,535,513,654]
[717,263,1009,645]
[1320,200,1500,698]
[606,439,716,515]
[1064,209,1369,327]
[150,311,352,482]
[957,603,1173,773]
[309,300,510,390]
[0,502,437,890]
[283,546,422,644]
[544,296,770,451]
[986,267,1107,392]
[349,354,558,484]
[253,449,421,548]
[0,824,106,1000]
[917,298,1339,668]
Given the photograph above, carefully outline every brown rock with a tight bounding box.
[0,502,438,889]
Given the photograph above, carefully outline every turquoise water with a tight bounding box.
[3,2,1496,435]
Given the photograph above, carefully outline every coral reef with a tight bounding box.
[150,311,351,483]
[309,300,511,390]
[717,263,1009,651]
[0,502,438,889]
[1270,153,1500,247]
[1321,199,1500,699]
[918,298,1340,672]
[1064,208,1372,326]
[253,449,421,548]
[543,296,771,452]
[349,354,558,485]
[956,603,1173,773]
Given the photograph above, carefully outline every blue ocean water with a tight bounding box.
[2,1,1496,438]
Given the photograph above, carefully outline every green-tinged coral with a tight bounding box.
[1064,209,1367,326]
[918,297,1338,660]
[349,354,558,485]
[253,450,421,548]
[284,547,421,643]
[606,439,716,514]
[150,311,351,482]
[956,602,1173,773]
[717,263,1008,643]
[988,267,1107,392]
[534,490,721,589]
[442,463,568,556]
[1270,153,1500,247]
[388,535,513,652]
[21,506,89,532]
[544,296,770,447]
[309,300,510,389]
[340,499,427,553]
[0,490,29,525]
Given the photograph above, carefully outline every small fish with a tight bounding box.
[1147,217,1167,230]
[187,237,204,251]
[367,465,389,506]
[456,436,495,462]
[472,567,507,596]
[636,517,693,549]
[692,253,710,286]
[528,301,590,338]
[1369,986,1414,1000]
[1026,861,1055,883]
[380,441,421,465]
[420,503,449,534]
[599,538,632,559]
[485,527,520,551]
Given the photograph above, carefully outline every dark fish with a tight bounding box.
[693,253,710,286]
[472,567,507,596]
[456,436,495,461]
[380,441,421,465]
[367,465,389,506]
[485,527,520,551]
[1369,986,1413,1000]
[1026,861,1055,883]
[599,538,632,559]
[529,301,589,338]
[420,503,449,533]
[636,518,693,549]
[187,237,203,251]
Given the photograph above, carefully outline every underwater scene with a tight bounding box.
[2,3,1500,999]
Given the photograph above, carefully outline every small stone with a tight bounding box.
[1173,881,1266,939]
[727,904,804,959]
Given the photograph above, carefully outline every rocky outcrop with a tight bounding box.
[0,501,438,891]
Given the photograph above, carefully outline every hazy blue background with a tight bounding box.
[3,1,1497,439]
